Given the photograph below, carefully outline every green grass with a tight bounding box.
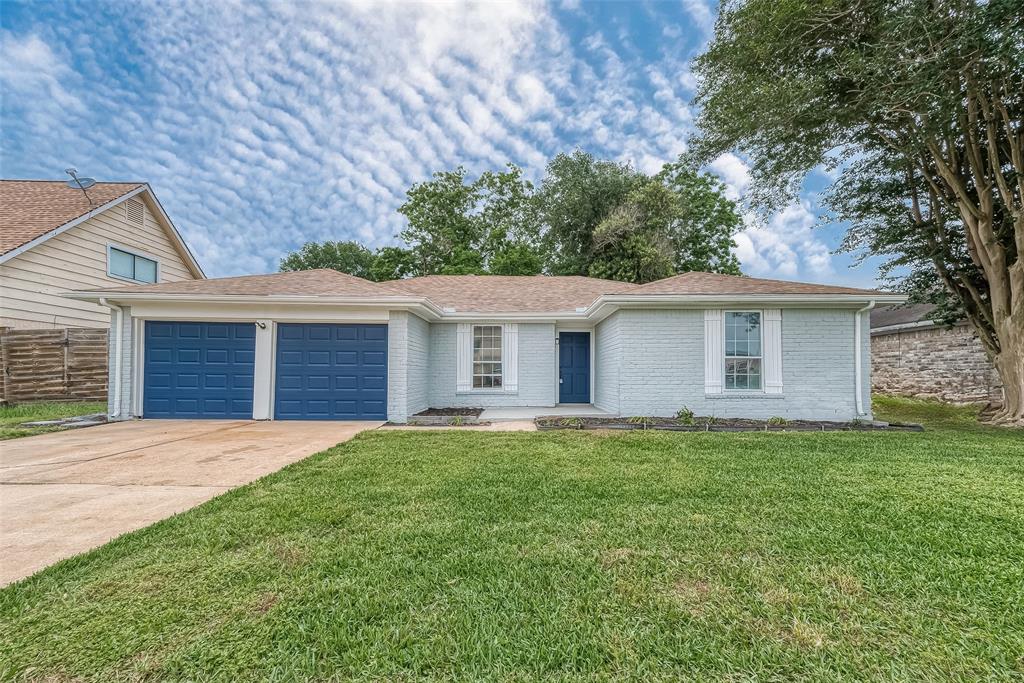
[0,401,106,440]
[1,398,1021,681]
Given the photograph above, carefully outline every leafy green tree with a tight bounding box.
[279,240,375,279]
[397,165,543,276]
[369,246,417,282]
[691,0,1024,423]
[588,161,742,283]
[538,150,644,276]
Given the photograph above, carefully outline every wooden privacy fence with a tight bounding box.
[0,328,108,404]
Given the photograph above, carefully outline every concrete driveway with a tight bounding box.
[0,419,379,586]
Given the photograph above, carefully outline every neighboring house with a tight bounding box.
[0,180,204,329]
[70,270,903,423]
[871,304,1001,404]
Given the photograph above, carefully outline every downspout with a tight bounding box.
[854,299,876,416]
[99,298,123,418]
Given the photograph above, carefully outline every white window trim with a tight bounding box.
[471,324,504,390]
[456,322,518,394]
[107,242,161,284]
[723,310,765,393]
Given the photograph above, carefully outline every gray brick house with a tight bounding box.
[69,270,903,423]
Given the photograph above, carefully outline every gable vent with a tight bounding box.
[125,198,144,225]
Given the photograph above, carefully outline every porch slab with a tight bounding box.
[480,404,613,421]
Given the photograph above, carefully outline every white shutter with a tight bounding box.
[763,309,783,394]
[502,323,518,392]
[704,310,723,394]
[456,323,472,392]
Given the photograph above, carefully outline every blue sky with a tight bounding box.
[1,0,879,286]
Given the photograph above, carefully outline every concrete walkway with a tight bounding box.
[479,404,612,421]
[0,419,378,586]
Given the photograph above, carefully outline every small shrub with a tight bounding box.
[448,415,465,426]
[675,406,695,425]
[767,416,788,427]
[627,416,656,429]
[559,417,585,429]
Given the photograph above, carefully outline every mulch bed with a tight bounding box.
[535,416,924,432]
[413,407,484,417]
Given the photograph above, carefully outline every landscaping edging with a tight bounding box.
[408,407,485,426]
[535,416,924,432]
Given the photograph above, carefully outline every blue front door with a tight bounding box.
[143,321,255,419]
[559,332,590,403]
[274,323,388,420]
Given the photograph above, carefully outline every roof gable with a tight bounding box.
[0,180,204,278]
[0,180,143,255]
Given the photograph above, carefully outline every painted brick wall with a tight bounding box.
[872,324,1001,403]
[594,313,622,413]
[428,323,556,408]
[609,308,865,420]
[386,311,408,422]
[406,313,430,415]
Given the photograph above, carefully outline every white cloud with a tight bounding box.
[735,201,835,280]
[1,0,864,285]
[681,0,715,33]
[709,152,752,200]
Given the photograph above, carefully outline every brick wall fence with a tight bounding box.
[871,323,1001,404]
[0,328,108,404]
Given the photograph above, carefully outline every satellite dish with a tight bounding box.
[66,177,96,189]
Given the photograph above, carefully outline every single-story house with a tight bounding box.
[68,270,903,423]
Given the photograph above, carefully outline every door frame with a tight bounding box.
[554,327,594,404]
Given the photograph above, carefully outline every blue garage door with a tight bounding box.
[274,323,387,420]
[144,322,255,419]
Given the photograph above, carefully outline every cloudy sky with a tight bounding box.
[1,0,879,285]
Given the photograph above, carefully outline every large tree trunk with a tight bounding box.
[991,311,1024,424]
[915,78,1023,426]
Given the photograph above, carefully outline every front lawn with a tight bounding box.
[1,398,1021,681]
[0,401,106,440]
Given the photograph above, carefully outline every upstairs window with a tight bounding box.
[472,325,503,388]
[725,311,762,390]
[109,246,158,283]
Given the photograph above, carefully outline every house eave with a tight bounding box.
[66,290,906,323]
[586,293,907,322]
[65,292,445,321]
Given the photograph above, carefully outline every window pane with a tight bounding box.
[471,325,503,388]
[109,248,134,278]
[134,256,157,283]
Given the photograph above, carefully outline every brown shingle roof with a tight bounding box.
[0,180,144,255]
[79,270,892,311]
[84,269,410,297]
[383,275,639,313]
[628,271,886,296]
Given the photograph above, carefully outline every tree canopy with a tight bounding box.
[280,150,744,285]
[691,0,1024,423]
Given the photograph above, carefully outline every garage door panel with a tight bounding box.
[274,323,387,420]
[144,321,255,419]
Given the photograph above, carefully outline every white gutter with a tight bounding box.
[99,297,123,418]
[854,299,876,416]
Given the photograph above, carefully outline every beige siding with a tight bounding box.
[0,194,199,329]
